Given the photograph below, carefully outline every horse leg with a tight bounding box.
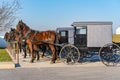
[55,46,59,61]
[23,48,27,58]
[36,50,39,61]
[33,45,40,61]
[41,52,44,58]
[49,44,56,64]
[41,46,46,58]
[27,41,34,63]
[19,43,22,53]
[30,47,34,63]
[27,46,31,57]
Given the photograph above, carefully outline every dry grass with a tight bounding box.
[113,34,120,43]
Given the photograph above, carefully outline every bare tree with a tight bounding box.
[0,0,21,31]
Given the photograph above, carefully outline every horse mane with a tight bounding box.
[22,21,30,30]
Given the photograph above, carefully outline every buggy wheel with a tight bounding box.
[59,44,80,64]
[99,43,120,66]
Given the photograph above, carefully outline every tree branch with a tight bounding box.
[0,0,21,32]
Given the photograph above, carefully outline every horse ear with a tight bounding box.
[11,28,14,31]
[19,20,21,23]
[21,20,23,22]
[11,28,13,30]
[19,20,22,23]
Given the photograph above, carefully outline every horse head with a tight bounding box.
[16,20,30,36]
[4,28,16,42]
[4,32,9,41]
[16,20,24,33]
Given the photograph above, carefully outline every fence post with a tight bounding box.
[16,42,19,64]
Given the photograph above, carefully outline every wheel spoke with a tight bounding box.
[99,43,120,66]
[59,44,80,64]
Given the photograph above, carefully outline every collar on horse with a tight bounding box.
[23,30,31,39]
[22,30,38,41]
[31,31,38,41]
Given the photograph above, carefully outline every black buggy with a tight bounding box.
[57,22,120,66]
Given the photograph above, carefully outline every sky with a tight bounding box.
[1,0,120,34]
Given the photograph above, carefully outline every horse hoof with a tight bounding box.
[56,58,60,61]
[37,59,39,61]
[50,61,55,64]
[30,60,34,63]
[50,62,54,64]
[55,59,61,63]
[30,61,33,63]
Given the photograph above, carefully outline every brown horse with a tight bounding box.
[16,20,60,63]
[4,28,16,42]
[4,32,9,41]
[4,28,19,54]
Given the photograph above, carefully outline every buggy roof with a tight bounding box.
[56,27,74,31]
[71,21,113,27]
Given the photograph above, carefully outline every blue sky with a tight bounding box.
[2,0,120,34]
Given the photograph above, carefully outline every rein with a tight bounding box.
[31,30,38,41]
[32,39,63,47]
[23,30,31,39]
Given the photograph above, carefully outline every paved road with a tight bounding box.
[2,49,120,80]
[0,67,120,80]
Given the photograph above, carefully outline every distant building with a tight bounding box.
[116,27,120,34]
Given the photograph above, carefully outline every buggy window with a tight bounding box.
[60,31,67,36]
[59,31,68,44]
[76,27,87,34]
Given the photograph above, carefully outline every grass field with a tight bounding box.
[0,49,12,62]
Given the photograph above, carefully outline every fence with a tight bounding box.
[7,41,19,64]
